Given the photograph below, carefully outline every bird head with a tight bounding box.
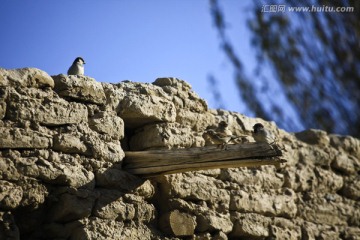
[74,57,85,65]
[253,123,264,133]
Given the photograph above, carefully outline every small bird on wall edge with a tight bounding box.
[252,123,276,144]
[203,121,249,149]
[67,57,85,76]
[205,121,233,146]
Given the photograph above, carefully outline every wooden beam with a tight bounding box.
[123,142,283,176]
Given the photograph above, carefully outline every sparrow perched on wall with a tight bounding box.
[67,57,85,75]
[252,123,276,144]
[205,121,232,145]
[204,121,246,149]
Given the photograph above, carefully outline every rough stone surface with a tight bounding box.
[0,180,23,210]
[295,128,330,145]
[0,68,54,88]
[6,87,88,126]
[52,74,107,105]
[105,80,177,128]
[119,94,176,127]
[129,122,202,150]
[159,210,196,236]
[0,128,52,149]
[341,177,360,200]
[53,133,88,154]
[230,213,271,238]
[89,111,124,140]
[230,188,297,218]
[0,68,359,239]
[49,189,98,222]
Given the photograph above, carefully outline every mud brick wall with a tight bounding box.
[0,68,359,239]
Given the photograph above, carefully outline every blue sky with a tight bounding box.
[0,0,305,131]
[0,0,252,113]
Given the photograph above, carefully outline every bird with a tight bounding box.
[252,123,276,144]
[67,57,85,75]
[203,121,247,149]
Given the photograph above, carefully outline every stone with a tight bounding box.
[295,129,330,145]
[53,161,95,189]
[101,82,125,111]
[129,197,155,223]
[0,157,21,181]
[7,88,88,126]
[219,166,284,189]
[313,167,344,193]
[158,173,230,205]
[159,210,196,236]
[284,165,344,193]
[53,133,87,154]
[18,178,48,209]
[196,212,233,234]
[301,221,349,240]
[331,153,356,175]
[70,218,126,240]
[118,94,176,128]
[52,74,107,105]
[153,77,192,91]
[230,213,271,238]
[93,191,155,223]
[0,127,52,149]
[62,123,125,164]
[4,151,95,189]
[129,122,198,150]
[342,227,360,240]
[166,198,231,233]
[194,233,212,240]
[176,109,215,131]
[182,92,208,112]
[153,77,208,113]
[89,111,124,140]
[213,231,228,240]
[230,189,297,218]
[132,180,155,199]
[297,194,356,225]
[89,139,124,163]
[341,177,360,200]
[92,189,134,221]
[50,189,97,222]
[298,146,333,168]
[121,223,154,240]
[0,68,54,88]
[95,168,144,191]
[0,180,23,210]
[269,218,301,239]
[330,134,360,159]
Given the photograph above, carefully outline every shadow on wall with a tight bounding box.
[10,163,155,239]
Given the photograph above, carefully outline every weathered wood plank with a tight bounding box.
[125,157,285,175]
[124,143,279,168]
[123,142,283,176]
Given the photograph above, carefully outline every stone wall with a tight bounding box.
[0,68,359,239]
